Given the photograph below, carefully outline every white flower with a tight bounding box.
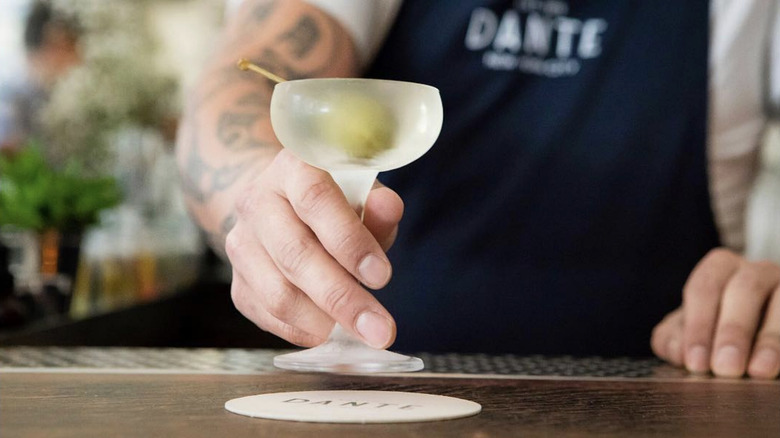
[39,0,179,175]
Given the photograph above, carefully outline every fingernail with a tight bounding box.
[713,345,744,377]
[358,254,390,288]
[686,345,710,373]
[356,311,392,349]
[748,348,780,378]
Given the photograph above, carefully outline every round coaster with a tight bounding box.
[225,390,481,424]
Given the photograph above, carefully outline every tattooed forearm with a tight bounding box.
[175,0,359,254]
[181,79,272,202]
[183,6,350,198]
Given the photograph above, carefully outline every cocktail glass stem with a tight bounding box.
[329,169,379,221]
[326,169,378,345]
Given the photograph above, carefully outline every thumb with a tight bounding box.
[363,185,404,251]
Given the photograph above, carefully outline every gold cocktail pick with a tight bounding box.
[237,58,287,83]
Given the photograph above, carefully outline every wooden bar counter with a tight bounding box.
[0,347,778,437]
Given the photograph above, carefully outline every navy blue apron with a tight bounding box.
[367,0,719,356]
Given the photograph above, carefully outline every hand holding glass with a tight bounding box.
[247,64,443,372]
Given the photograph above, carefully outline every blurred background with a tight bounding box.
[0,0,282,348]
[0,0,778,349]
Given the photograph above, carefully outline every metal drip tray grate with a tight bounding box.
[416,353,675,378]
[0,347,279,373]
[0,347,683,379]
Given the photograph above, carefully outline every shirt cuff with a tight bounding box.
[302,0,402,68]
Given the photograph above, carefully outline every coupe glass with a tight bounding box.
[269,78,443,373]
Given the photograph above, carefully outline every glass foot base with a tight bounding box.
[273,325,424,373]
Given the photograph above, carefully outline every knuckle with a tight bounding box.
[322,282,356,317]
[275,148,298,167]
[296,179,337,217]
[704,248,738,265]
[684,271,720,301]
[716,322,752,345]
[264,281,299,322]
[733,264,765,292]
[683,318,710,339]
[234,184,262,218]
[331,224,369,262]
[276,236,314,276]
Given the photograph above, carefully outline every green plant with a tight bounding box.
[0,142,122,232]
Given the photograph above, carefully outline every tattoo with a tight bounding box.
[180,126,255,204]
[252,0,277,22]
[236,92,265,107]
[248,10,342,81]
[217,113,257,148]
[252,44,334,83]
[275,16,347,78]
[216,94,269,151]
[195,66,269,112]
[215,90,271,150]
[211,160,253,191]
[278,15,320,58]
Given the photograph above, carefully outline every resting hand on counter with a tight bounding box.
[652,248,780,379]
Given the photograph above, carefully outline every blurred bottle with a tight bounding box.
[70,204,204,319]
